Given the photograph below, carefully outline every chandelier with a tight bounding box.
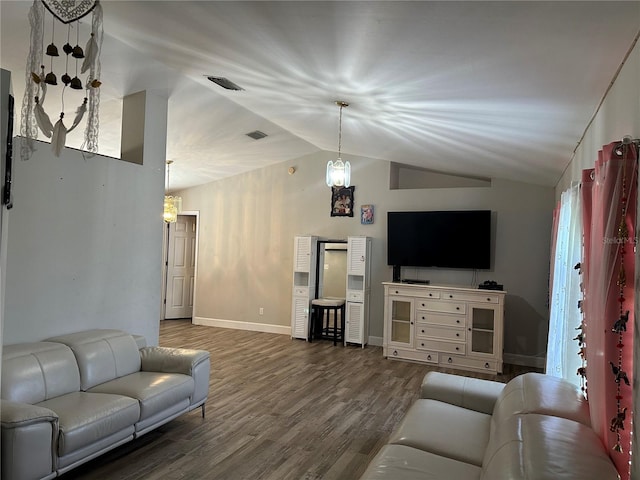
[163,160,182,223]
[21,0,103,159]
[326,101,351,188]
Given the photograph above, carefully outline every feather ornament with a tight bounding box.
[66,99,88,134]
[34,99,54,138]
[81,33,98,74]
[51,116,67,157]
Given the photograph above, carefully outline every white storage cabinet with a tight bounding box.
[383,282,505,374]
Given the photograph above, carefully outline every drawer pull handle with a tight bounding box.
[393,350,398,356]
[421,303,425,307]
[429,293,433,297]
[485,363,490,369]
[455,347,459,351]
[427,355,432,360]
[447,357,453,364]
[456,307,460,310]
[456,333,460,337]
[449,295,453,298]
[487,298,491,302]
[394,290,399,294]
[421,329,425,333]
[456,320,460,324]
[421,343,425,347]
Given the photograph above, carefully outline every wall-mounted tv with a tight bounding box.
[387,210,491,271]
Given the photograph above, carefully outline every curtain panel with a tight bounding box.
[581,141,637,480]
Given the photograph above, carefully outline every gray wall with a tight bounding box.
[181,151,554,364]
[2,136,165,345]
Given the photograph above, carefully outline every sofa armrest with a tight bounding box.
[1,400,58,480]
[139,346,209,375]
[420,371,505,414]
[139,347,211,409]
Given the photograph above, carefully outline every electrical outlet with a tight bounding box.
[259,307,264,315]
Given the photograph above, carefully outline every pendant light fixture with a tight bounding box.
[163,160,182,223]
[326,101,351,188]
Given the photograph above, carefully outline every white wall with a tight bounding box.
[181,151,554,364]
[2,136,165,345]
[557,38,640,193]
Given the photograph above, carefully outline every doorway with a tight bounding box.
[162,212,199,320]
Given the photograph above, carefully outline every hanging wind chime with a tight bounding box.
[608,139,634,455]
[574,261,587,396]
[20,0,103,159]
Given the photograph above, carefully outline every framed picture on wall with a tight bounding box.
[361,204,374,224]
[330,186,355,217]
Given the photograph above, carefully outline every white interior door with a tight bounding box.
[165,215,196,319]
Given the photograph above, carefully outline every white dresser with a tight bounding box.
[383,282,506,374]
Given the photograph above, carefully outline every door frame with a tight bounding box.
[161,210,200,321]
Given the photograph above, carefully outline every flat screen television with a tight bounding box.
[387,210,491,271]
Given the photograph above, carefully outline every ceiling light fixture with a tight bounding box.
[163,160,182,223]
[206,76,244,91]
[326,101,350,188]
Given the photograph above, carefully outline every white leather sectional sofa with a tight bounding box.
[360,371,618,480]
[1,329,210,480]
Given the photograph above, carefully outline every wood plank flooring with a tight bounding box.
[62,320,539,480]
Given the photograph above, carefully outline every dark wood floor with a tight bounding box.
[62,320,539,480]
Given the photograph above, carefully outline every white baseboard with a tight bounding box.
[368,336,383,347]
[193,317,291,336]
[503,353,545,369]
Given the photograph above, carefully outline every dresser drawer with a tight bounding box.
[347,290,363,302]
[440,291,500,304]
[387,286,426,297]
[415,312,465,327]
[415,291,441,303]
[417,339,465,354]
[418,300,466,314]
[293,287,309,297]
[386,347,438,364]
[416,324,466,342]
[440,355,498,372]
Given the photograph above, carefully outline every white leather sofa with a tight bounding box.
[1,329,210,480]
[360,371,618,480]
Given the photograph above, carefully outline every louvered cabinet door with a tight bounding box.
[347,236,367,275]
[291,296,310,340]
[345,301,364,345]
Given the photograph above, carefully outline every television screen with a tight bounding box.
[387,210,491,269]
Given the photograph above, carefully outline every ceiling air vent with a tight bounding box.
[206,76,244,91]
[246,130,267,140]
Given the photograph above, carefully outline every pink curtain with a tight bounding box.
[581,141,637,480]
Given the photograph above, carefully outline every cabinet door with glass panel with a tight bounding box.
[387,296,415,348]
[468,303,502,360]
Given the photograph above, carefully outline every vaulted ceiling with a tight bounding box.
[1,1,639,190]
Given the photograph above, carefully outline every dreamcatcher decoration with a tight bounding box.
[574,262,587,396]
[20,0,103,160]
[608,137,637,455]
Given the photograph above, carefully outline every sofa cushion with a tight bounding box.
[492,373,591,427]
[38,391,140,456]
[360,444,482,480]
[87,372,194,422]
[46,330,142,390]
[481,414,619,480]
[420,371,505,414]
[1,342,80,404]
[388,399,491,466]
